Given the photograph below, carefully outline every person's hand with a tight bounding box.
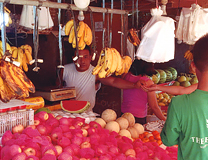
[135,80,147,89]
[141,84,158,92]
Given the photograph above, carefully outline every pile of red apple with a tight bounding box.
[0,111,177,160]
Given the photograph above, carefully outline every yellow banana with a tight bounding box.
[108,48,117,74]
[123,56,132,74]
[11,46,17,52]
[24,44,32,55]
[92,50,105,75]
[17,48,24,68]
[77,21,85,38]
[115,57,126,76]
[68,26,75,43]
[111,48,122,74]
[65,19,74,36]
[84,23,92,46]
[78,29,86,50]
[104,48,113,74]
[12,48,18,60]
[22,53,28,72]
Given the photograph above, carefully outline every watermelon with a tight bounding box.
[166,67,177,81]
[151,70,160,84]
[164,70,173,82]
[156,69,167,84]
[61,100,90,113]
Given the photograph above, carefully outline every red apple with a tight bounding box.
[12,124,24,134]
[35,111,49,121]
[34,117,41,126]
[125,148,136,157]
[43,148,56,156]
[81,141,91,149]
[55,115,63,120]
[26,155,39,160]
[9,144,22,158]
[71,135,83,146]
[69,126,75,129]
[55,145,63,156]
[11,152,27,160]
[36,125,47,135]
[82,124,90,130]
[23,147,36,156]
[1,130,13,145]
[58,152,73,160]
[50,131,63,144]
[48,113,55,118]
[63,131,73,139]
[57,136,71,148]
[26,125,36,130]
[59,125,70,132]
[45,118,59,128]
[81,129,88,137]
[63,146,74,156]
[41,153,56,160]
[59,117,72,126]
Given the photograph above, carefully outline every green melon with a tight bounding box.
[166,67,177,81]
[164,70,173,82]
[151,70,160,84]
[61,100,90,113]
[156,69,167,84]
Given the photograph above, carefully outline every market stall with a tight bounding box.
[0,0,208,159]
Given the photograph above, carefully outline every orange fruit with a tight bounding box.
[148,136,155,141]
[157,139,163,145]
[142,137,149,143]
[154,133,161,140]
[139,134,144,139]
[143,131,149,136]
[152,130,160,136]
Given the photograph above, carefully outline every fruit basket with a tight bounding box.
[0,109,34,137]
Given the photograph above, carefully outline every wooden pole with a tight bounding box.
[0,0,128,15]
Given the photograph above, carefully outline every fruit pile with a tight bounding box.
[92,48,132,78]
[0,111,177,159]
[0,60,35,103]
[65,20,92,50]
[151,67,178,84]
[156,92,175,107]
[173,73,198,87]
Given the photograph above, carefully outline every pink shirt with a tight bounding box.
[121,73,150,118]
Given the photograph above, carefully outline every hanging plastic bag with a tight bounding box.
[136,7,175,63]
[20,3,54,30]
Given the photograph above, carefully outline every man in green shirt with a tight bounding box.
[161,34,208,160]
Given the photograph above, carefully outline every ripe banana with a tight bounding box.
[24,45,33,64]
[22,53,28,72]
[0,76,11,103]
[11,46,17,52]
[78,31,86,50]
[68,26,75,43]
[184,50,193,61]
[123,56,132,74]
[65,19,74,36]
[111,48,122,74]
[77,21,85,38]
[17,48,24,68]
[104,48,113,75]
[12,48,18,60]
[92,50,105,75]
[128,28,140,46]
[84,23,92,46]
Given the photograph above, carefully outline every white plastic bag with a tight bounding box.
[136,7,175,63]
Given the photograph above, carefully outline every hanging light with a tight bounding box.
[74,0,90,10]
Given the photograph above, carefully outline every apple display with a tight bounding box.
[23,147,36,156]
[35,111,49,121]
[36,125,47,135]
[9,144,22,158]
[80,141,91,149]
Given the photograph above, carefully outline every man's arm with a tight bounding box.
[141,83,197,95]
[97,76,144,89]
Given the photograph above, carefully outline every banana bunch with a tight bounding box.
[0,60,35,103]
[65,20,92,50]
[0,41,12,59]
[11,44,33,72]
[92,48,133,78]
[0,7,12,29]
[127,28,140,46]
[184,50,193,61]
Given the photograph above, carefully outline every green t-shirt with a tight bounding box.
[161,89,208,160]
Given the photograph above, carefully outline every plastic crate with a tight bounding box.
[0,109,34,137]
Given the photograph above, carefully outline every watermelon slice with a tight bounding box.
[60,100,90,113]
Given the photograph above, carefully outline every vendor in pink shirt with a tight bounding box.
[121,59,166,124]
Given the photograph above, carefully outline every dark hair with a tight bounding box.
[193,34,208,72]
[73,45,92,56]
[129,59,156,76]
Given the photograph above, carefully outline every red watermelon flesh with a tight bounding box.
[61,100,90,113]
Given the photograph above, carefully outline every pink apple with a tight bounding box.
[59,117,71,126]
[43,148,56,156]
[12,124,24,134]
[26,155,39,160]
[59,125,70,132]
[63,131,73,139]
[1,130,13,145]
[9,144,22,158]
[71,135,83,146]
[69,125,75,129]
[57,136,71,148]
[63,146,74,156]
[50,131,63,144]
[12,152,27,160]
[125,148,136,157]
[45,118,59,128]
[48,113,55,119]
[81,141,91,149]
[26,125,36,130]
[55,115,63,120]
[81,129,88,137]
[35,111,49,121]
[55,145,63,156]
[36,125,47,135]
[34,117,41,126]
[23,147,36,156]
[58,152,73,160]
[41,153,56,160]
[82,124,90,130]
[109,146,119,155]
